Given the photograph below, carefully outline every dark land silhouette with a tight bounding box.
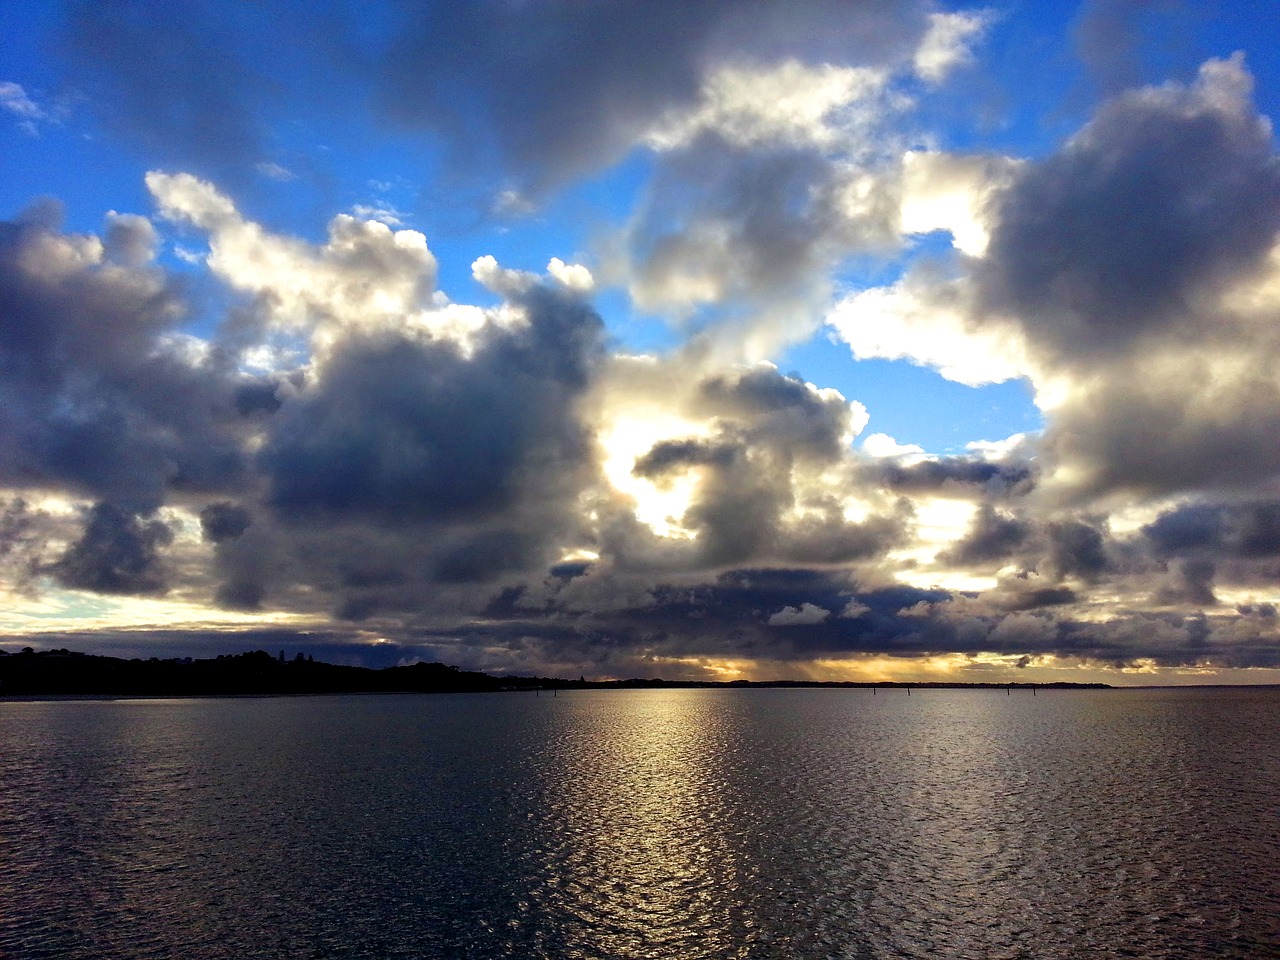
[0,646,1109,697]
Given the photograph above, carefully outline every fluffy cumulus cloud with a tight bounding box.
[3,1,1280,682]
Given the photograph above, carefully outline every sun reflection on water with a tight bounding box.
[527,690,751,957]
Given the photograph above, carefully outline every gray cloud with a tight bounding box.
[939,503,1030,567]
[870,458,1036,497]
[1045,520,1109,582]
[199,502,252,543]
[50,502,173,595]
[981,54,1280,363]
[11,16,1280,682]
[604,364,906,572]
[380,0,930,194]
[263,284,601,528]
[1145,500,1280,559]
[61,0,267,173]
[0,206,253,512]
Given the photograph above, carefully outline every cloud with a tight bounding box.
[914,10,992,84]
[979,54,1280,363]
[8,15,1280,684]
[379,0,934,194]
[829,55,1280,510]
[0,82,50,135]
[0,203,253,512]
[61,1,269,170]
[199,502,252,543]
[1144,501,1280,559]
[768,602,831,626]
[148,171,441,343]
[50,502,173,596]
[939,503,1030,567]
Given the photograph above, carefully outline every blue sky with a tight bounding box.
[3,0,1280,683]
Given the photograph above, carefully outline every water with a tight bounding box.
[1,688,1277,959]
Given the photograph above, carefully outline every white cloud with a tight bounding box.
[839,599,870,619]
[862,433,927,462]
[646,60,892,152]
[493,188,535,217]
[0,81,48,135]
[768,602,831,626]
[899,150,1019,256]
[350,202,407,227]
[965,433,1034,462]
[913,10,992,84]
[255,161,296,182]
[547,257,595,293]
[826,278,1033,387]
[147,172,441,344]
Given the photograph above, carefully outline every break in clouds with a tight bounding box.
[3,0,1280,680]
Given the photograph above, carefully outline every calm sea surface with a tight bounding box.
[1,688,1277,959]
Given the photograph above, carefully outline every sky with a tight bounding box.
[3,0,1280,684]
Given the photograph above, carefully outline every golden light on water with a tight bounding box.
[546,690,738,954]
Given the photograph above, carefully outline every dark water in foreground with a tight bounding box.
[1,688,1277,959]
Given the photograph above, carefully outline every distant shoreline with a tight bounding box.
[7,647,1280,697]
[0,646,1118,697]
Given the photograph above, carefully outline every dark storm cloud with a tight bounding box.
[632,438,738,479]
[0,208,252,512]
[380,0,929,192]
[870,457,1035,496]
[1144,501,1280,558]
[61,0,266,172]
[206,520,280,612]
[987,584,1078,612]
[1154,557,1218,607]
[462,561,1280,672]
[1070,0,1195,97]
[232,380,284,416]
[1035,363,1280,501]
[0,498,37,559]
[201,273,612,621]
[52,0,933,199]
[980,54,1280,362]
[0,497,44,593]
[1045,520,1109,581]
[262,282,602,525]
[777,509,907,566]
[939,503,1030,566]
[57,0,373,185]
[199,502,252,543]
[50,502,173,595]
[554,568,958,659]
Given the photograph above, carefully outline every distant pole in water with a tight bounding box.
[907,685,911,696]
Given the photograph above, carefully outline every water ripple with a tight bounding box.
[1,688,1277,958]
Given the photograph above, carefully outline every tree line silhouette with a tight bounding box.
[0,646,1109,697]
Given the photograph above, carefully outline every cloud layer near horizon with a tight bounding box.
[3,1,1280,680]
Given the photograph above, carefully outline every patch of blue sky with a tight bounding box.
[782,335,1041,456]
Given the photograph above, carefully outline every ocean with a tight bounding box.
[1,687,1277,958]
